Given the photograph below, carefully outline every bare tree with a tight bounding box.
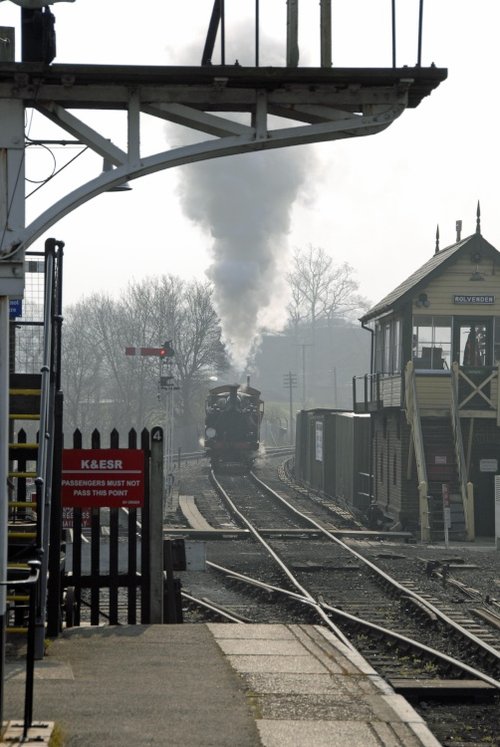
[286,245,368,338]
[166,279,228,447]
[61,302,105,434]
[285,245,370,407]
[60,276,228,447]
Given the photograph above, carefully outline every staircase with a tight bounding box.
[6,240,64,649]
[7,373,42,633]
[421,417,467,541]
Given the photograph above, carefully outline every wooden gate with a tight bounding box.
[60,427,162,627]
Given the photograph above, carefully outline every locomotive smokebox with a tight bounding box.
[204,383,264,469]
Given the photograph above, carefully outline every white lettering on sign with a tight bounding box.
[480,459,498,473]
[62,448,144,509]
[315,421,323,462]
[62,479,106,487]
[80,459,124,469]
[453,294,494,304]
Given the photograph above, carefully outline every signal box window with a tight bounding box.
[413,316,451,370]
[374,317,402,374]
[457,321,490,367]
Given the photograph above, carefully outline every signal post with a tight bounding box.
[125,342,176,501]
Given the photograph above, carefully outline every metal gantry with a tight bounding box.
[0,63,445,259]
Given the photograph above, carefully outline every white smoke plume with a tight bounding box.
[167,23,317,369]
[177,149,311,368]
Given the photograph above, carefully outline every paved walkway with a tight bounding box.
[3,623,441,746]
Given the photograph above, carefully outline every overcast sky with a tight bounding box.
[1,0,500,363]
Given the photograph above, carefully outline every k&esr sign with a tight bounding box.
[62,449,145,508]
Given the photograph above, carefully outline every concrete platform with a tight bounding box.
[2,624,441,746]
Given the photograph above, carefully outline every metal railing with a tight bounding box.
[352,372,381,411]
[35,239,64,659]
[1,559,41,741]
[203,0,427,69]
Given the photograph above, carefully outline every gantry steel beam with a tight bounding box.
[0,61,446,255]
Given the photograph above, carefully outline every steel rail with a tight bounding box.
[207,560,500,690]
[180,591,247,624]
[170,446,294,465]
[319,599,500,690]
[250,470,500,666]
[209,469,355,651]
[207,560,313,603]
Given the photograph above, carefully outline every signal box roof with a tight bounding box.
[360,231,500,323]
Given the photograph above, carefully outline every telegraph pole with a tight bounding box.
[283,371,297,445]
[295,343,313,408]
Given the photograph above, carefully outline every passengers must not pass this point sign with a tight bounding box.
[62,448,145,508]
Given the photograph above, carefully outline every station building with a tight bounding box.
[354,209,500,540]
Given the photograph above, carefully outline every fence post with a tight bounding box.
[149,427,164,623]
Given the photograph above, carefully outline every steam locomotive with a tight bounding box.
[204,383,264,468]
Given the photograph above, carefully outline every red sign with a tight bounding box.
[62,449,145,508]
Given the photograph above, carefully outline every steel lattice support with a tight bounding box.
[0,63,446,257]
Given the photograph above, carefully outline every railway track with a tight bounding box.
[174,460,500,744]
[208,469,500,679]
